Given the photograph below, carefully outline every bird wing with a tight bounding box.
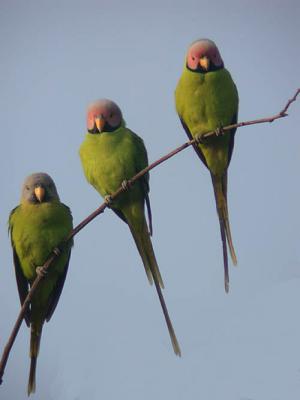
[45,250,72,322]
[12,249,31,326]
[112,208,128,223]
[227,113,237,166]
[179,117,208,167]
[132,132,153,235]
[9,207,30,326]
[45,204,73,322]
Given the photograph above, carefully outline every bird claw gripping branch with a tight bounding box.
[215,125,225,136]
[104,195,113,207]
[52,247,61,257]
[121,180,132,191]
[35,266,48,277]
[194,133,206,144]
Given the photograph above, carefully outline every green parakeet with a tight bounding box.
[175,39,239,293]
[79,99,181,356]
[9,173,73,395]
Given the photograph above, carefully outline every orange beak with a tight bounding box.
[95,116,106,132]
[34,186,45,203]
[199,56,210,71]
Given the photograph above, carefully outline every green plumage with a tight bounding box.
[80,105,180,355]
[175,43,239,292]
[10,203,72,285]
[80,122,163,286]
[9,174,73,395]
[175,67,238,175]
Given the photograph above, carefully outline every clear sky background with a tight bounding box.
[0,0,300,399]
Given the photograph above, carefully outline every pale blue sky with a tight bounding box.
[0,1,300,399]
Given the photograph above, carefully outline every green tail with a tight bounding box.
[28,322,42,396]
[211,173,237,293]
[129,215,181,356]
[129,214,164,288]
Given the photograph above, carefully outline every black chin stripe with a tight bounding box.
[88,127,100,134]
[30,194,50,204]
[88,122,121,134]
[186,63,224,73]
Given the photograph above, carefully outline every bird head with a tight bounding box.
[86,99,123,134]
[21,173,60,204]
[186,39,224,73]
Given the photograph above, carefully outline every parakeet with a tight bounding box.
[79,99,181,356]
[9,173,73,395]
[175,39,239,293]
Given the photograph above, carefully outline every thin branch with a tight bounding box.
[201,88,300,141]
[0,88,299,385]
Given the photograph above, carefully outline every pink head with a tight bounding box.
[87,99,123,133]
[186,39,224,72]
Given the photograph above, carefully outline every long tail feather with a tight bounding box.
[130,226,154,286]
[152,274,181,356]
[211,172,237,292]
[129,218,164,288]
[219,219,229,293]
[145,193,153,236]
[28,357,37,396]
[129,217,181,356]
[220,173,237,265]
[28,323,42,396]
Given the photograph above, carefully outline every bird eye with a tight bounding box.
[26,185,30,190]
[192,56,195,61]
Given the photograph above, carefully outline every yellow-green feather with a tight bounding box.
[9,201,73,395]
[175,66,238,176]
[9,202,72,282]
[79,126,161,285]
[175,64,238,292]
[80,126,181,355]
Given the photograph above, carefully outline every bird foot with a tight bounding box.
[121,180,132,191]
[36,266,47,277]
[194,133,205,144]
[53,247,61,257]
[104,195,113,207]
[215,125,225,136]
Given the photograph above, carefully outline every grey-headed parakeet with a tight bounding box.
[9,173,73,395]
[175,39,239,292]
[79,99,181,356]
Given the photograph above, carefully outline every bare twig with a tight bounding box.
[0,88,299,385]
[201,88,300,141]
